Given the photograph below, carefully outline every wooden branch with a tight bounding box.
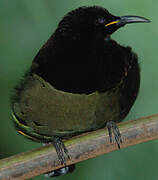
[1,114,158,179]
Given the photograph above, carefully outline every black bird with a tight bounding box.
[11,6,150,177]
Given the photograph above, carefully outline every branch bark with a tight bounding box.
[1,114,158,179]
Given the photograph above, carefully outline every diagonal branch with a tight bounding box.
[1,114,158,179]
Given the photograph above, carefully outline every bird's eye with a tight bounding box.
[97,17,105,24]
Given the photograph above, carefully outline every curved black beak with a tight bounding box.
[117,16,151,26]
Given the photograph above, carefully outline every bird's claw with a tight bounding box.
[45,164,75,178]
[44,137,72,177]
[106,121,122,149]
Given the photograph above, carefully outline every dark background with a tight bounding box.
[0,0,157,179]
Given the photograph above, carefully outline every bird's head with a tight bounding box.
[56,6,150,41]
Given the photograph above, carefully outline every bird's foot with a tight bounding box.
[52,137,70,166]
[43,137,73,177]
[106,121,122,149]
[44,164,75,178]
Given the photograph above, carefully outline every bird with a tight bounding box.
[11,6,150,177]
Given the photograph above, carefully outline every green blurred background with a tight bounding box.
[0,0,157,179]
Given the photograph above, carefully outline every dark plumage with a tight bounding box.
[11,6,150,177]
[32,7,134,93]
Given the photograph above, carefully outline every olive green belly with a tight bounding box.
[13,74,121,137]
